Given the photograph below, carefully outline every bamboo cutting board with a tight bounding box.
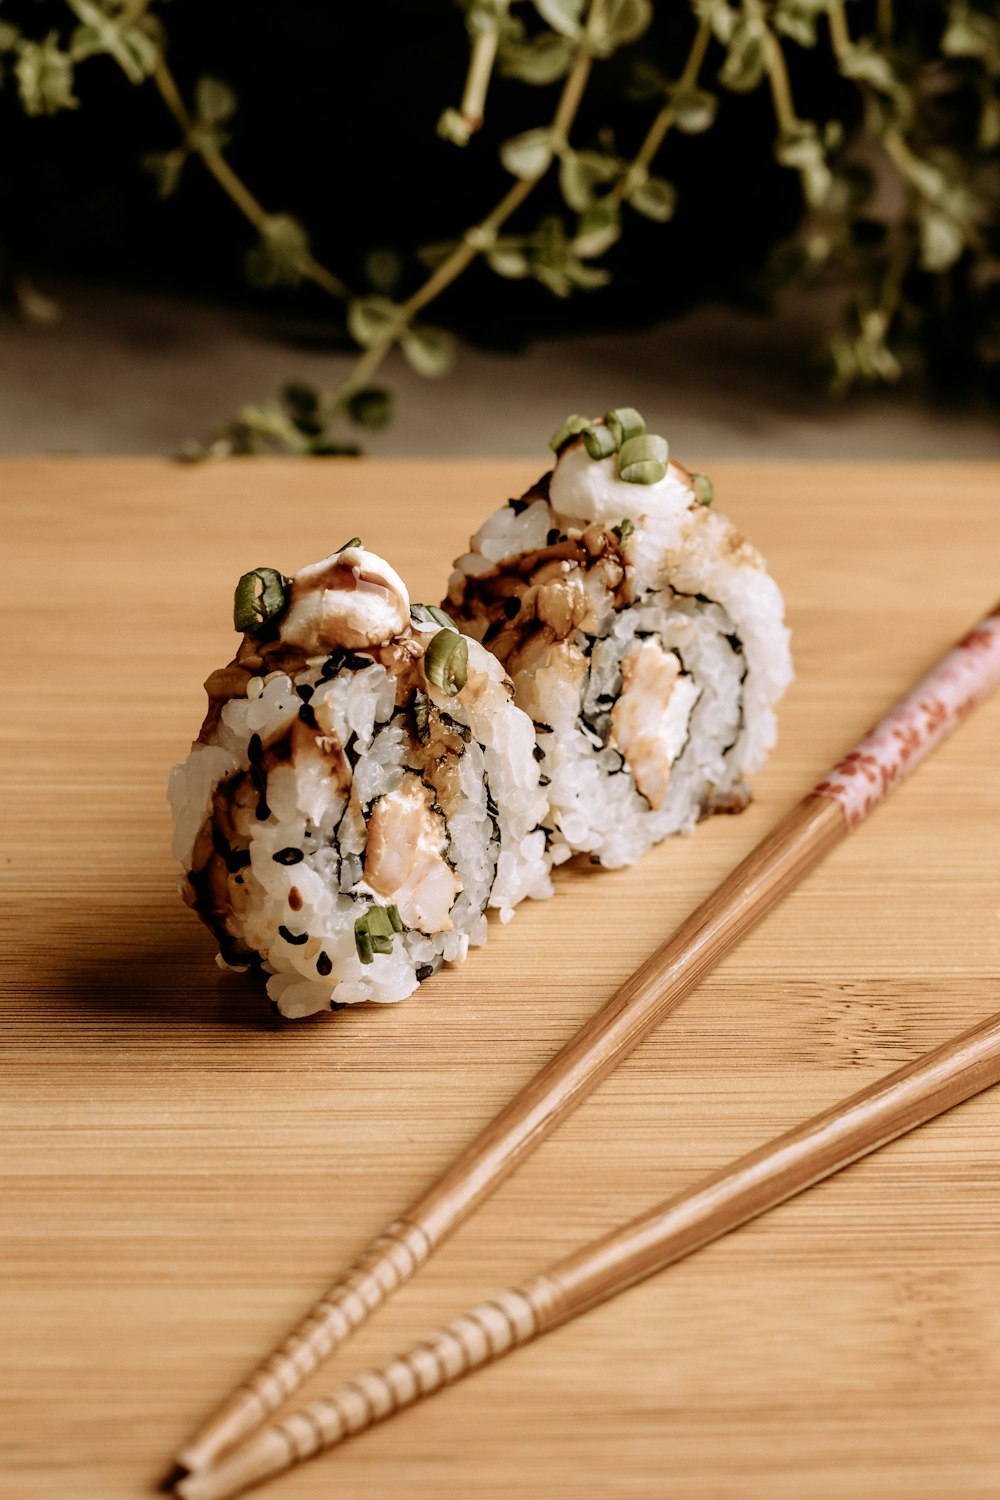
[3,458,1000,1500]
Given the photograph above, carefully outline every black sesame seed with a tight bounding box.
[316,951,333,976]
[298,703,318,729]
[329,1001,347,1012]
[226,848,252,873]
[532,743,545,761]
[343,651,374,671]
[255,798,271,821]
[247,733,263,764]
[278,925,308,945]
[539,775,551,786]
[502,595,521,619]
[295,683,314,702]
[546,528,560,545]
[273,847,304,865]
[415,963,435,982]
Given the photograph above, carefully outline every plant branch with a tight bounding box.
[459,13,503,133]
[610,15,712,206]
[334,0,608,401]
[151,57,349,301]
[760,21,799,135]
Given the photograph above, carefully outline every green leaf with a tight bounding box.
[532,0,584,39]
[718,16,766,92]
[771,0,825,49]
[626,175,677,222]
[918,208,965,272]
[437,107,472,146]
[573,201,621,258]
[400,324,455,378]
[591,0,653,54]
[364,248,403,295]
[244,215,311,288]
[195,75,237,126]
[558,150,620,212]
[838,44,896,95]
[565,258,612,290]
[347,387,394,430]
[942,8,1000,66]
[487,244,531,278]
[0,21,21,52]
[15,34,78,116]
[500,127,555,180]
[142,147,187,200]
[671,88,718,134]
[66,0,159,84]
[347,295,402,348]
[695,0,738,46]
[499,30,574,85]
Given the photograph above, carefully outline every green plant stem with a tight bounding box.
[459,9,504,131]
[152,56,349,301]
[759,20,799,135]
[334,0,607,402]
[610,15,712,206]
[826,0,852,62]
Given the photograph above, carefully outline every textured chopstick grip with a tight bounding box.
[176,1219,432,1471]
[175,1284,556,1500]
[813,608,1000,827]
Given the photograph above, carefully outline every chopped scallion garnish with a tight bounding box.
[548,413,590,453]
[604,407,645,448]
[619,433,668,485]
[337,537,362,552]
[691,472,714,507]
[612,517,635,546]
[412,603,460,631]
[354,903,406,963]
[424,627,469,696]
[581,424,619,461]
[233,567,290,635]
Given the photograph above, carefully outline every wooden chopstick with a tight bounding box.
[176,1003,1000,1500]
[175,601,1000,1475]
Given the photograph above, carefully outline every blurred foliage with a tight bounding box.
[0,0,999,452]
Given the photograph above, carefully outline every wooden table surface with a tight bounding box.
[3,458,1000,1500]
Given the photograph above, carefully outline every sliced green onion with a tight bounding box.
[370,933,394,955]
[581,424,619,461]
[387,905,403,933]
[233,567,290,635]
[412,603,460,631]
[413,688,431,744]
[619,433,669,485]
[548,413,590,453]
[354,927,374,964]
[604,407,645,448]
[364,905,395,939]
[337,536,362,552]
[354,902,405,962]
[612,517,635,545]
[691,471,714,507]
[424,627,469,696]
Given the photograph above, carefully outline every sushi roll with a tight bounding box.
[169,542,552,1017]
[445,409,792,869]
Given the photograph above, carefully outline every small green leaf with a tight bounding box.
[195,75,237,126]
[565,258,612,290]
[400,324,455,378]
[573,201,621,258]
[626,175,677,222]
[771,0,824,49]
[245,214,310,288]
[347,387,394,430]
[142,147,187,200]
[532,0,584,38]
[347,295,402,348]
[498,29,573,85]
[690,472,714,507]
[500,127,555,180]
[487,245,531,278]
[591,0,653,54]
[918,208,965,272]
[0,20,21,52]
[437,107,472,146]
[558,150,620,213]
[15,34,78,116]
[718,16,766,92]
[671,88,718,134]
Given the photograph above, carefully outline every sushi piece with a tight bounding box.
[445,409,792,869]
[169,543,552,1017]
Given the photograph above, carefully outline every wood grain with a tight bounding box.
[3,458,1000,1500]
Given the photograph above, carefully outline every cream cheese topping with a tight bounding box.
[549,438,693,529]
[279,545,410,651]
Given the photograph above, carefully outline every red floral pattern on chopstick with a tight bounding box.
[814,609,1000,828]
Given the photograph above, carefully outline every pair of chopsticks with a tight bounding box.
[174,602,1000,1500]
